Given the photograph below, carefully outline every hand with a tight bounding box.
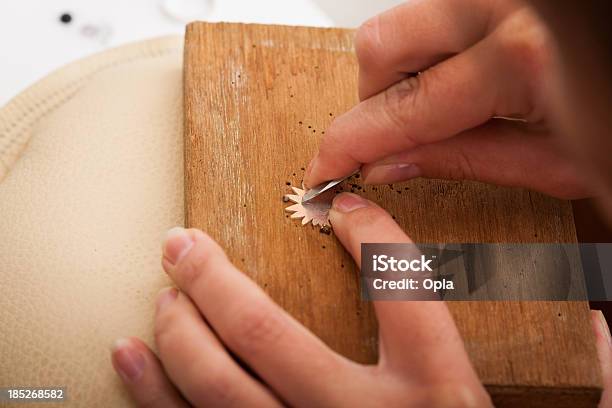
[591,310,612,408]
[304,0,593,199]
[111,193,491,407]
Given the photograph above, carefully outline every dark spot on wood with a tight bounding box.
[301,167,305,171]
[392,215,396,220]
[329,113,333,116]
[286,181,291,185]
[299,121,303,125]
[308,125,312,128]
[313,129,316,133]
[322,245,326,249]
[341,263,344,268]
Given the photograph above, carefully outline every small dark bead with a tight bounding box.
[59,13,72,24]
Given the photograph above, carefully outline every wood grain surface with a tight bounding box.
[184,22,601,407]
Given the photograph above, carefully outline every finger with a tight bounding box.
[161,228,361,407]
[591,310,612,407]
[304,32,527,189]
[153,287,281,407]
[356,0,496,99]
[111,337,188,408]
[361,120,593,199]
[328,194,484,388]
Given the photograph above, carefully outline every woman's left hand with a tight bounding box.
[111,193,491,407]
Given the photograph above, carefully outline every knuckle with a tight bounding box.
[319,119,350,159]
[231,304,287,355]
[503,33,548,78]
[382,76,421,133]
[319,120,341,152]
[355,16,384,69]
[492,12,553,120]
[318,120,356,163]
[446,149,477,181]
[498,13,551,81]
[176,243,213,289]
[153,316,173,351]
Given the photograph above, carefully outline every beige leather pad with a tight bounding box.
[0,36,184,407]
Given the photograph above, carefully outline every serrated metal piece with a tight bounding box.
[285,186,332,227]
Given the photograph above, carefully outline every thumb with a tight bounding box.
[329,193,410,262]
[329,193,484,392]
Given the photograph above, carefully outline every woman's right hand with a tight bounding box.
[304,0,594,199]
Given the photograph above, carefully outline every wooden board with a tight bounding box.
[184,22,601,407]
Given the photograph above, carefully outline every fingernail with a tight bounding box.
[304,155,319,188]
[597,310,612,347]
[332,192,369,213]
[112,339,145,383]
[363,163,421,184]
[163,227,194,265]
[156,287,178,313]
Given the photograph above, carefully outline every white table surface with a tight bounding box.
[0,0,332,106]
